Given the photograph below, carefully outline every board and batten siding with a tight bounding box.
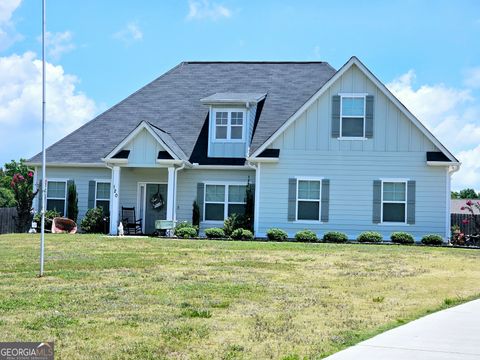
[35,167,111,223]
[208,105,256,158]
[257,64,448,240]
[176,168,254,232]
[123,128,167,166]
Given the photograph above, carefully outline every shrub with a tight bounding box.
[204,227,225,239]
[421,234,444,246]
[231,228,254,241]
[33,209,60,231]
[176,227,198,239]
[67,182,78,223]
[295,229,318,242]
[192,201,200,228]
[175,221,198,236]
[323,231,348,243]
[81,207,108,234]
[390,231,415,244]
[223,213,246,237]
[357,231,383,243]
[266,228,288,242]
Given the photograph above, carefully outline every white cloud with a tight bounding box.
[186,0,232,21]
[464,67,480,89]
[0,0,22,51]
[0,52,98,165]
[113,22,143,45]
[387,70,480,190]
[42,31,76,60]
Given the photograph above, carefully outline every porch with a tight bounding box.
[109,166,176,235]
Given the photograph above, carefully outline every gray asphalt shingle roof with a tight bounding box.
[29,61,336,164]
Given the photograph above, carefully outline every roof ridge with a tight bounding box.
[184,61,328,64]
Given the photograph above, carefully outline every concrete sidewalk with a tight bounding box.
[325,299,480,360]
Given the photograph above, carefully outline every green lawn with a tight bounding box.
[1,234,479,359]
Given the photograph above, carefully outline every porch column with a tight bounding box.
[109,166,121,235]
[166,167,175,221]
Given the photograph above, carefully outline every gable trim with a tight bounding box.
[103,121,181,162]
[250,56,459,164]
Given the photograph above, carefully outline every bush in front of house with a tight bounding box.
[266,228,288,242]
[223,213,246,237]
[323,231,348,243]
[421,234,444,246]
[230,228,254,241]
[390,231,415,244]
[176,227,198,239]
[295,229,318,243]
[205,227,225,239]
[175,221,198,237]
[33,209,60,231]
[357,231,383,243]
[81,207,108,233]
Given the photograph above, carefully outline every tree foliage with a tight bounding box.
[451,188,479,199]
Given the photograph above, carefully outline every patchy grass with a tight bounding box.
[0,234,479,359]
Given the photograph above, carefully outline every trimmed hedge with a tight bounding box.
[421,234,444,246]
[204,227,225,239]
[176,227,198,238]
[391,232,415,244]
[323,231,348,243]
[295,230,318,243]
[357,231,382,243]
[231,228,254,241]
[266,228,288,242]
[175,221,197,236]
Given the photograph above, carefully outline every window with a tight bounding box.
[341,95,365,138]
[382,181,406,223]
[46,180,67,216]
[204,184,247,221]
[96,182,110,216]
[214,109,244,141]
[297,179,321,221]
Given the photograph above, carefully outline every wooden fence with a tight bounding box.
[0,207,17,234]
[451,214,480,235]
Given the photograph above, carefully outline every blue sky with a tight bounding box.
[1,0,479,190]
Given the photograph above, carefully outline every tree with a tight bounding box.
[10,171,38,232]
[67,182,79,223]
[244,180,255,232]
[0,187,15,207]
[459,188,478,199]
[451,191,460,199]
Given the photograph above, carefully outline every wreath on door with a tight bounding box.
[150,185,165,210]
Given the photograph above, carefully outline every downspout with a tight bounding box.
[446,164,461,243]
[246,160,259,236]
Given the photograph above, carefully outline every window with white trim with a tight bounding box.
[297,179,321,221]
[46,180,67,216]
[214,109,244,141]
[204,184,247,221]
[96,182,110,216]
[382,181,407,223]
[341,95,365,138]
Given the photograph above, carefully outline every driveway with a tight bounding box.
[325,299,480,359]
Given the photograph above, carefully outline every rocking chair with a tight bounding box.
[121,207,143,235]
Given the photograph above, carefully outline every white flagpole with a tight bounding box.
[40,0,46,277]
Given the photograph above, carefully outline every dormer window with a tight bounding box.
[214,109,245,141]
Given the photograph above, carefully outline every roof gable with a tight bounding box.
[250,57,459,164]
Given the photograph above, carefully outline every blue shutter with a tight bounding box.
[372,180,382,224]
[407,181,416,224]
[365,95,374,138]
[288,178,297,221]
[331,95,341,138]
[321,179,330,222]
[88,180,96,209]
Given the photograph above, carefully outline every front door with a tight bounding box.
[139,183,167,234]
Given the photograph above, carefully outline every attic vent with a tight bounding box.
[112,150,130,159]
